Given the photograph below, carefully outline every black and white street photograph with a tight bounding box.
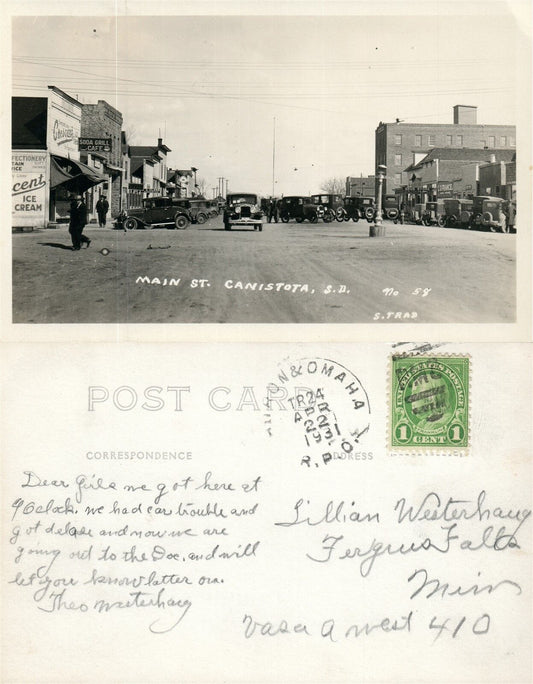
[9,9,528,324]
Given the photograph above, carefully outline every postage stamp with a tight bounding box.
[390,355,470,450]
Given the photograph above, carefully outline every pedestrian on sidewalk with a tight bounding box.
[96,195,109,227]
[69,194,91,250]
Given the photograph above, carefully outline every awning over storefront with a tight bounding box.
[50,154,106,192]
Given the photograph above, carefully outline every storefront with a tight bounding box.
[12,86,106,229]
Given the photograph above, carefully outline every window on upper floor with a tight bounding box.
[510,137,516,147]
[394,154,402,166]
[394,173,402,185]
[488,136,495,148]
[500,136,507,146]
[428,135,435,147]
[394,134,402,145]
[415,135,422,147]
[457,135,463,146]
[446,135,453,146]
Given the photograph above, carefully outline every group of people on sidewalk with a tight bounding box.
[67,193,109,251]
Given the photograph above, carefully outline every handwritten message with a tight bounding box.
[8,470,261,634]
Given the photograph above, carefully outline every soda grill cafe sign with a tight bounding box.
[12,152,47,226]
[79,137,112,153]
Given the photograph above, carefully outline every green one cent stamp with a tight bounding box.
[391,356,469,448]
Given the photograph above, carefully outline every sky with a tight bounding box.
[11,10,521,197]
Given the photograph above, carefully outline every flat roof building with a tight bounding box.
[375,105,516,195]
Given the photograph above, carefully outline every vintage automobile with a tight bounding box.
[381,194,399,221]
[278,196,317,223]
[310,194,344,222]
[442,198,474,228]
[339,196,375,222]
[117,196,192,230]
[223,193,264,231]
[471,196,512,232]
[171,198,212,224]
[207,200,220,218]
[421,200,446,226]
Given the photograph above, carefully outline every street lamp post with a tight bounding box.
[370,164,387,237]
[191,167,198,196]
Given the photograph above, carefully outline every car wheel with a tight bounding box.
[196,212,207,225]
[175,214,189,229]
[309,213,318,224]
[437,216,446,227]
[447,215,457,228]
[352,215,359,223]
[295,216,303,223]
[124,217,139,230]
[336,208,345,222]
[281,212,290,223]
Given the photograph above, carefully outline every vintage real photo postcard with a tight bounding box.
[2,1,531,341]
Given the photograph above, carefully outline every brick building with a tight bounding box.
[345,175,375,197]
[80,100,123,219]
[375,105,516,195]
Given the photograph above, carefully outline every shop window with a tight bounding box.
[394,154,402,166]
[415,135,422,147]
[394,134,402,145]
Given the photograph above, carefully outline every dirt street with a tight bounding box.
[12,215,516,324]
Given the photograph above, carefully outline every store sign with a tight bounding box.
[438,182,453,192]
[79,137,112,152]
[48,95,81,157]
[12,151,47,226]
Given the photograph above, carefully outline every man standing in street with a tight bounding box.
[69,194,90,250]
[96,194,109,227]
[268,197,278,223]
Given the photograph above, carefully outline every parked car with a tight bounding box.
[408,203,427,225]
[443,199,473,229]
[223,193,264,231]
[471,196,511,232]
[171,198,211,224]
[421,200,446,226]
[116,196,192,230]
[207,200,220,218]
[310,194,344,222]
[381,194,399,221]
[278,196,316,223]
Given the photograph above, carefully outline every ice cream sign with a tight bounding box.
[12,152,47,225]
